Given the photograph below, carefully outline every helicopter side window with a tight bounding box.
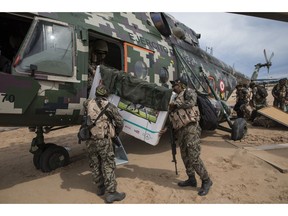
[134,60,148,80]
[15,20,73,77]
[159,67,169,88]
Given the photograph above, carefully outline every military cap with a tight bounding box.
[94,40,108,53]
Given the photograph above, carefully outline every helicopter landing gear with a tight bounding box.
[39,145,69,172]
[30,127,70,172]
[231,118,247,141]
[33,143,57,169]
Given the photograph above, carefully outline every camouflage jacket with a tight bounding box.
[169,88,199,130]
[236,87,250,102]
[251,86,267,108]
[173,88,198,109]
[272,83,288,101]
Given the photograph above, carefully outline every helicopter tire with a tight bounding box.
[231,118,247,141]
[39,145,70,172]
[33,143,57,169]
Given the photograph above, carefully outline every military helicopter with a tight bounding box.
[0,12,250,172]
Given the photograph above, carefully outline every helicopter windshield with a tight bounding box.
[15,19,73,77]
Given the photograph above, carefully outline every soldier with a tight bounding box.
[88,40,109,93]
[233,84,243,117]
[249,82,268,121]
[272,78,288,112]
[233,83,250,118]
[168,77,213,196]
[83,84,125,203]
[239,83,251,119]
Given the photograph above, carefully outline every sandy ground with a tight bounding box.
[0,87,288,208]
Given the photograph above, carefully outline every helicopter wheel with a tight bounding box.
[33,143,57,169]
[39,145,70,172]
[231,118,247,141]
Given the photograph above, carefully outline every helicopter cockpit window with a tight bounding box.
[134,60,147,80]
[15,20,73,77]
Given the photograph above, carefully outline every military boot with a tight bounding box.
[198,178,213,196]
[96,184,105,196]
[105,191,126,203]
[177,175,197,187]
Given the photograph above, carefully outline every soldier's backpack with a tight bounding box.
[197,95,218,130]
[257,85,268,98]
[77,100,109,142]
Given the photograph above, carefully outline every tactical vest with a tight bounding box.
[169,90,199,130]
[87,99,115,139]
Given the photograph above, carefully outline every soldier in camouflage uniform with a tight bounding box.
[249,82,268,110]
[88,40,108,93]
[272,78,288,112]
[233,83,250,118]
[83,84,125,203]
[249,82,268,121]
[168,78,212,196]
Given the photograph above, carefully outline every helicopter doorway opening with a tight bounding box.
[87,33,122,96]
[88,37,122,70]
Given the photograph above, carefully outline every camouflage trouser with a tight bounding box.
[86,138,117,193]
[240,103,251,119]
[175,122,209,180]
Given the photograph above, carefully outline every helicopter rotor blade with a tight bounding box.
[264,49,269,63]
[269,52,274,63]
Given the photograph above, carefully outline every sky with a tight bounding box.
[169,12,288,80]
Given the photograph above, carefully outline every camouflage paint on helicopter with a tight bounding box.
[0,12,249,127]
[38,12,243,95]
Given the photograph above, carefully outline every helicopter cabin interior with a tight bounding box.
[0,13,32,73]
